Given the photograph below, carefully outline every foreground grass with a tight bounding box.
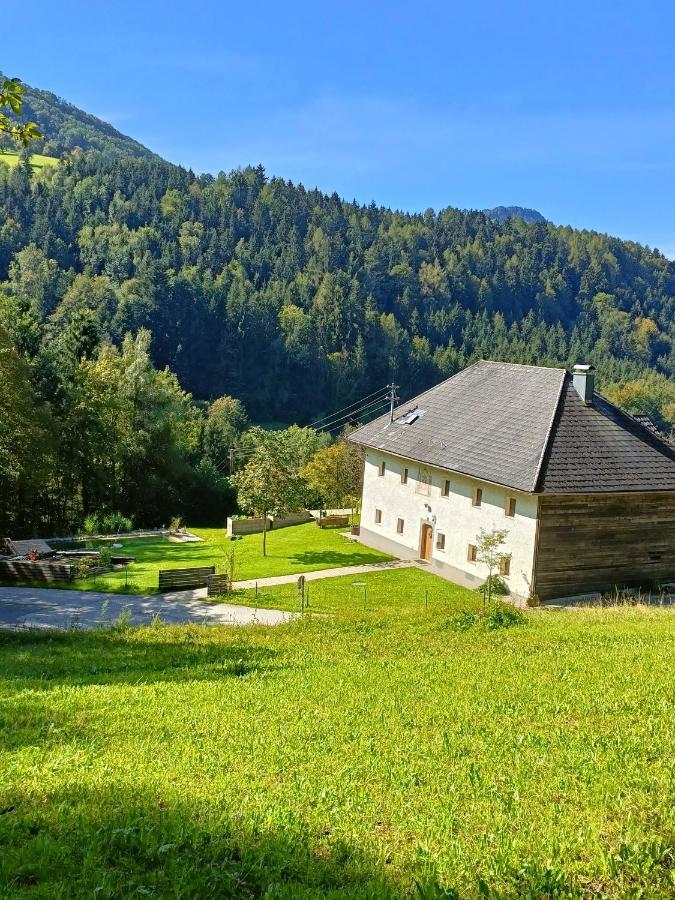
[0,151,59,170]
[33,524,392,595]
[0,587,674,897]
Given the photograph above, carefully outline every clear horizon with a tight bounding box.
[6,0,675,257]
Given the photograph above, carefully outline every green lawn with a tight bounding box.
[0,151,59,170]
[39,524,393,594]
[225,565,466,614]
[0,574,674,897]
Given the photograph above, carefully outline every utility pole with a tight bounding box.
[388,382,399,423]
[229,448,235,475]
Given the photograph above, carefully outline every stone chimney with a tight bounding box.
[572,363,595,405]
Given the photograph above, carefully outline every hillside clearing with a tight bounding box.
[0,151,58,170]
[0,588,674,897]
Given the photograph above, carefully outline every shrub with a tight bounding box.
[477,574,509,597]
[484,601,526,629]
[81,510,133,536]
[98,547,112,567]
[451,602,526,631]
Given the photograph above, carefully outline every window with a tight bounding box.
[375,508,382,524]
[401,467,408,485]
[499,556,511,576]
[467,543,477,562]
[506,497,516,518]
[472,487,482,507]
[396,518,404,534]
[442,479,451,497]
[436,532,446,550]
[416,469,431,496]
[378,460,386,477]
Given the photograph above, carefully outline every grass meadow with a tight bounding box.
[1,571,674,897]
[0,151,59,171]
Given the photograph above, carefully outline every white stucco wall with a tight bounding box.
[359,450,539,598]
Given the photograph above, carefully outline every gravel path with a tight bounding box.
[0,587,296,630]
[231,559,413,590]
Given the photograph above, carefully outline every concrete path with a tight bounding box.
[231,559,413,590]
[0,586,297,630]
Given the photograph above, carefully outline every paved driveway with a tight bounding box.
[0,587,297,630]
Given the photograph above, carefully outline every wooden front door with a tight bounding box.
[420,523,433,561]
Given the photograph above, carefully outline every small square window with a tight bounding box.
[467,543,477,562]
[436,532,445,550]
[506,497,516,518]
[472,487,482,507]
[396,517,404,534]
[375,508,382,524]
[442,479,450,497]
[401,467,408,485]
[378,461,386,477]
[499,556,511,576]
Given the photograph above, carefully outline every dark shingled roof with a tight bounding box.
[349,360,675,494]
[537,378,675,493]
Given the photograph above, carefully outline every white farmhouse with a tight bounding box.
[348,360,675,601]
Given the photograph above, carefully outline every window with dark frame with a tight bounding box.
[378,460,386,477]
[442,479,450,497]
[506,497,516,517]
[375,508,382,524]
[467,543,477,562]
[436,532,445,550]
[499,556,511,576]
[401,467,408,485]
[472,487,482,507]
[396,517,404,534]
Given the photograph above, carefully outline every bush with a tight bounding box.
[81,511,133,536]
[477,574,510,597]
[98,547,112,567]
[452,602,526,632]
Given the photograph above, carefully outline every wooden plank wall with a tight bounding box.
[534,492,675,600]
[158,566,215,591]
[0,560,74,582]
[206,574,231,596]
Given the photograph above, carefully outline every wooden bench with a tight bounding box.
[158,565,215,592]
[206,573,231,597]
[317,515,349,529]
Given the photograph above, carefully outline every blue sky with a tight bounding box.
[7,1,675,255]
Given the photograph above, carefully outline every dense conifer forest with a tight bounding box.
[1,87,674,535]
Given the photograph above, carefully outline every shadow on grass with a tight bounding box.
[289,550,390,568]
[0,784,419,898]
[0,627,281,692]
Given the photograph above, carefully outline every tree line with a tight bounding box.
[1,145,674,535]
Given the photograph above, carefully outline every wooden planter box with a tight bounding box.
[317,515,349,529]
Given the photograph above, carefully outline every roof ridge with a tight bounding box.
[532,369,568,491]
[477,358,567,373]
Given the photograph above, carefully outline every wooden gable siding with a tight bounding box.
[533,492,675,600]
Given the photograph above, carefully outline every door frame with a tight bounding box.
[419,522,433,561]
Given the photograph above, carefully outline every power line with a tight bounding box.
[307,386,390,429]
[321,399,390,436]
[314,396,391,433]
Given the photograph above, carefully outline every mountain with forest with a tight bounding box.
[483,206,547,224]
[0,74,153,158]
[1,79,675,536]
